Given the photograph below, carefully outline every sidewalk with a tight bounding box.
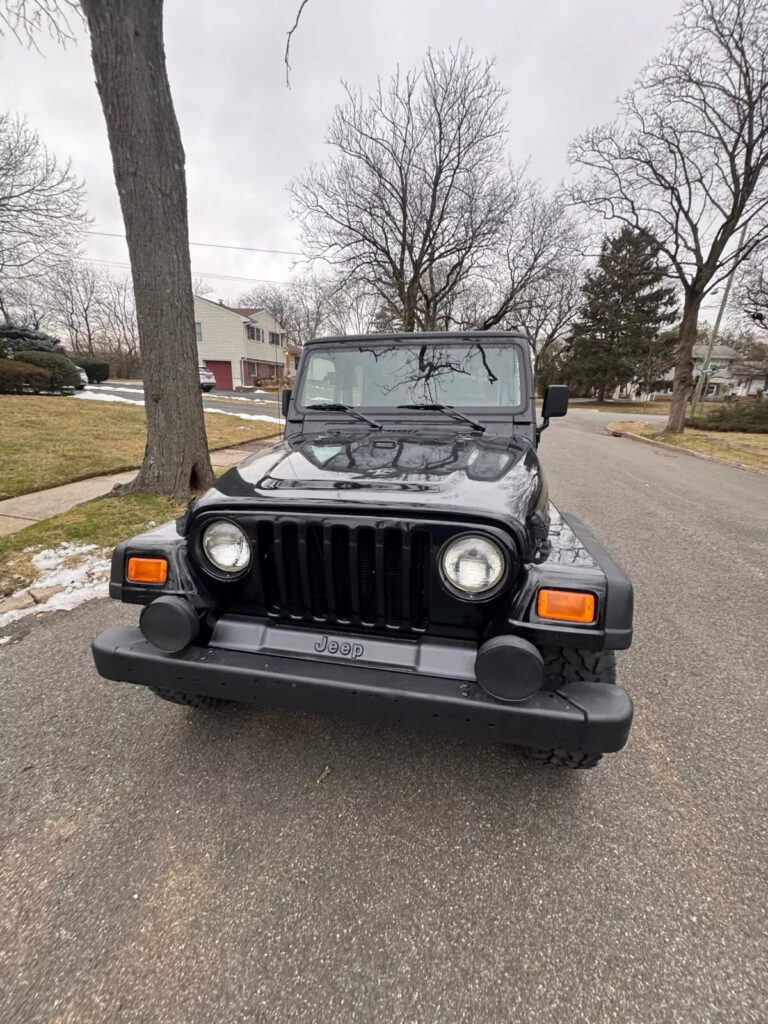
[0,446,254,537]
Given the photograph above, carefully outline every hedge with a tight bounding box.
[687,399,768,434]
[69,354,110,383]
[0,358,53,393]
[14,350,81,391]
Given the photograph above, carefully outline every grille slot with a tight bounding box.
[253,520,430,631]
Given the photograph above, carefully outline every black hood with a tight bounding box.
[196,430,548,543]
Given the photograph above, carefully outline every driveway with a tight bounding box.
[1,408,766,1024]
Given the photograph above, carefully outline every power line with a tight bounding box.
[85,230,303,257]
[78,257,288,286]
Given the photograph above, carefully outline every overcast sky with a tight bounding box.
[2,0,681,303]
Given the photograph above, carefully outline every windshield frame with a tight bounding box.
[294,337,531,418]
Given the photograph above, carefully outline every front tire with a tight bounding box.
[515,647,616,769]
[150,686,229,710]
[542,646,616,688]
[522,747,604,769]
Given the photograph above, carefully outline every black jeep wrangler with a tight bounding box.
[92,332,633,768]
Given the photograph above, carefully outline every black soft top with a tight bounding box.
[303,330,531,347]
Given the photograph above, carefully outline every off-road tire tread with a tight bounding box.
[522,747,603,769]
[150,687,228,709]
[516,646,616,769]
[541,646,616,686]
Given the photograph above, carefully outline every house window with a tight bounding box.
[246,324,256,340]
[194,321,202,345]
[269,331,282,346]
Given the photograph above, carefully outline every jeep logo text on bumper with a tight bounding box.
[314,636,365,659]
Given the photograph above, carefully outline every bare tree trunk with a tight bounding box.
[666,293,702,434]
[80,0,213,497]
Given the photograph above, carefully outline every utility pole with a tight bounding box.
[690,224,748,417]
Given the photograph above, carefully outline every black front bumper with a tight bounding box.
[92,627,633,753]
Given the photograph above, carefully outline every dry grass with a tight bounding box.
[0,395,279,499]
[579,401,672,416]
[608,420,768,471]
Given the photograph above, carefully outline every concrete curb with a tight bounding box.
[604,426,768,477]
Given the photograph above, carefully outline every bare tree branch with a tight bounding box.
[285,0,311,89]
[0,0,82,49]
[735,247,768,328]
[290,46,522,331]
[0,114,87,324]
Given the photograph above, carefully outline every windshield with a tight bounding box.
[297,342,523,410]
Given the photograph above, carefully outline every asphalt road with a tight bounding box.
[2,410,767,1024]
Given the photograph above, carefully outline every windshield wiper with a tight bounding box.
[396,404,485,432]
[306,403,383,430]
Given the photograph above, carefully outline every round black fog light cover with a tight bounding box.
[140,596,199,653]
[475,636,545,702]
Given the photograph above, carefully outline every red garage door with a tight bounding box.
[203,360,232,390]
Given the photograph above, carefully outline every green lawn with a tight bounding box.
[0,493,184,598]
[0,395,279,499]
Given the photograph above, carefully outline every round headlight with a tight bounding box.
[202,520,251,574]
[441,535,506,596]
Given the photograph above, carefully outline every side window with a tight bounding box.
[194,321,202,345]
[304,354,336,403]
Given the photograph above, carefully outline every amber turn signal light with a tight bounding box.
[537,588,595,624]
[127,557,168,584]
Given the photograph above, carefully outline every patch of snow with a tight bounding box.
[30,543,99,579]
[204,408,284,425]
[75,391,145,406]
[75,388,281,422]
[215,393,277,404]
[0,542,110,630]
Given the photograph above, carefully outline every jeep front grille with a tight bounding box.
[251,520,430,632]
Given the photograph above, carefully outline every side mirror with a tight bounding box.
[537,385,569,442]
[281,388,292,417]
[542,385,569,419]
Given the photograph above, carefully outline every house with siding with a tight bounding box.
[194,296,287,390]
[691,343,740,397]
[642,343,743,400]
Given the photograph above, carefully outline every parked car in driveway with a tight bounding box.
[76,367,89,390]
[199,365,216,391]
[93,331,635,770]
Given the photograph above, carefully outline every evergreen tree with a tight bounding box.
[563,228,678,401]
[0,322,64,357]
